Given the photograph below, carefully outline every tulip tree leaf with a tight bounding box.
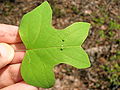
[19,1,91,88]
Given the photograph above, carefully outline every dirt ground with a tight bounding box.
[0,0,120,90]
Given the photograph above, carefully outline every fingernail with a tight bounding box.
[0,43,14,69]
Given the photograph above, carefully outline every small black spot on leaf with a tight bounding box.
[62,40,64,42]
[60,48,63,51]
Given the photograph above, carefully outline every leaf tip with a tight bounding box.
[42,1,50,7]
[81,22,91,28]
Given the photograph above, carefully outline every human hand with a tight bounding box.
[0,24,41,90]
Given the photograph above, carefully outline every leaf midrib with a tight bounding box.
[27,45,81,50]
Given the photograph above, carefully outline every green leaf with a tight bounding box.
[19,1,91,88]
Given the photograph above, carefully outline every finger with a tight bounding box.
[10,43,25,64]
[0,24,22,44]
[0,43,14,69]
[10,51,25,64]
[1,82,39,90]
[0,43,25,69]
[0,64,22,89]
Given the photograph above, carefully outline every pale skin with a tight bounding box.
[0,24,42,90]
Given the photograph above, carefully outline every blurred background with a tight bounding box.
[0,0,120,90]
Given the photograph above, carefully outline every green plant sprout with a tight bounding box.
[19,1,91,88]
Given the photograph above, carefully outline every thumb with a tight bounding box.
[0,43,14,69]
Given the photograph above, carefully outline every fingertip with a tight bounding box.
[0,24,22,44]
[0,43,14,69]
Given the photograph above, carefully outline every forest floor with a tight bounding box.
[0,0,120,90]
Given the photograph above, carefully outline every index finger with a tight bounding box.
[0,24,22,44]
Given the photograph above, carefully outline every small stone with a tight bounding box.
[101,25,107,30]
[84,10,92,15]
